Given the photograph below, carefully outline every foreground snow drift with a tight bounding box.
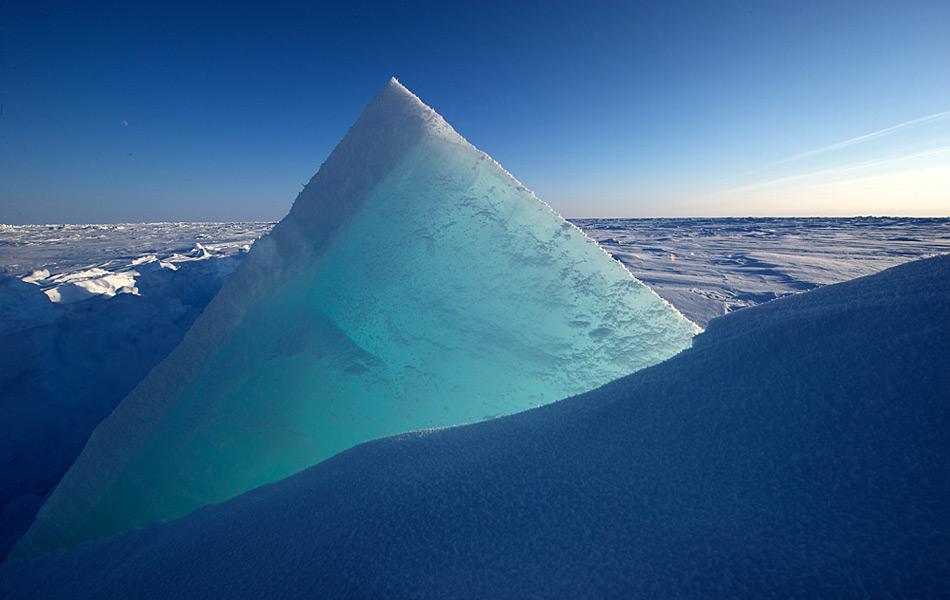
[3,255,947,598]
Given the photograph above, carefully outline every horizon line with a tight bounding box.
[3,214,950,227]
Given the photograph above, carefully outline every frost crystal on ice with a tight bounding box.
[15,78,698,557]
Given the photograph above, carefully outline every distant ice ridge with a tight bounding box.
[2,254,947,598]
[1,222,269,304]
[32,244,215,303]
[13,78,698,557]
[578,216,950,326]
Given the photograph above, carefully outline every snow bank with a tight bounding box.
[2,254,947,597]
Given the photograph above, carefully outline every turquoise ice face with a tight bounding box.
[16,80,698,558]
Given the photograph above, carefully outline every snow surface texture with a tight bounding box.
[2,255,947,598]
[13,79,697,558]
[578,216,950,326]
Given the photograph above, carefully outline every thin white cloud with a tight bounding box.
[724,109,950,185]
[773,110,950,165]
[698,110,950,216]
[714,145,950,197]
[717,163,950,217]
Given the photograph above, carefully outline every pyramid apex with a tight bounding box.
[387,76,409,91]
[379,75,416,101]
[356,77,459,145]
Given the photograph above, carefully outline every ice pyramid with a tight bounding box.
[15,78,698,557]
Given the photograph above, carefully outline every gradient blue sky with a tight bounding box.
[1,1,948,223]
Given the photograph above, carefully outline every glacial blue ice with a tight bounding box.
[13,78,698,558]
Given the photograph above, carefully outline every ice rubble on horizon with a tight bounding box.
[16,242,239,303]
[14,78,698,557]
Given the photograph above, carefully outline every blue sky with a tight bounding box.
[1,1,948,223]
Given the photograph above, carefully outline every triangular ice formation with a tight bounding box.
[15,79,698,557]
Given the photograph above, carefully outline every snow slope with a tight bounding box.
[14,79,697,558]
[2,254,947,598]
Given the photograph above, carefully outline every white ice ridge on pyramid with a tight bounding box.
[14,78,699,557]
